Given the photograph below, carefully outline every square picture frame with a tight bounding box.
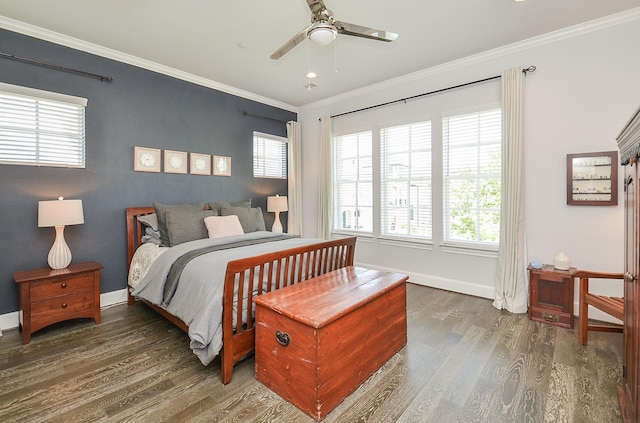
[190,153,211,175]
[213,155,232,176]
[134,146,161,172]
[164,150,188,174]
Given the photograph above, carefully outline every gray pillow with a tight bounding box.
[221,205,265,233]
[208,199,251,215]
[153,202,206,247]
[165,209,218,246]
[137,213,159,231]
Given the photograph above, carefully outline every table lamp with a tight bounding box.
[267,195,288,233]
[38,196,84,269]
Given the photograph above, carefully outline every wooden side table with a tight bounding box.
[13,261,103,344]
[528,264,576,328]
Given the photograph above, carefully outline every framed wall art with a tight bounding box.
[134,146,161,172]
[213,155,231,176]
[164,150,188,174]
[566,150,618,206]
[190,153,211,175]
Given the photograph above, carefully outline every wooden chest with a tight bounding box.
[254,266,408,421]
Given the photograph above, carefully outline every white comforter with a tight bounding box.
[129,232,321,365]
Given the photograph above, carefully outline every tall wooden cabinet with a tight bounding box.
[617,105,640,423]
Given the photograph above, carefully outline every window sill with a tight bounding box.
[378,236,433,250]
[440,241,498,258]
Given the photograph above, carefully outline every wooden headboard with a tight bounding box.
[125,206,155,270]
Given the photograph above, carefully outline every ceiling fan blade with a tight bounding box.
[335,21,398,42]
[270,26,311,60]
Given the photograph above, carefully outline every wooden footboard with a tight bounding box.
[125,206,356,384]
[221,237,356,384]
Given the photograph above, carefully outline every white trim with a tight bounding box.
[0,288,128,332]
[355,259,495,300]
[0,16,297,113]
[0,81,87,106]
[299,7,640,112]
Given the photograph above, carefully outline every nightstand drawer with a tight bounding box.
[31,291,95,320]
[30,273,94,301]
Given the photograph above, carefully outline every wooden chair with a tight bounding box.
[576,270,624,345]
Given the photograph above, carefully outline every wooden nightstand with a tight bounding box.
[13,261,103,344]
[528,264,576,328]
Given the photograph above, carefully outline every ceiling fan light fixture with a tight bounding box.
[308,23,337,46]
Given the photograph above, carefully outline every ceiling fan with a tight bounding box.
[270,0,398,60]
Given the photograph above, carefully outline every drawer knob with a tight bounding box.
[542,312,559,322]
[62,303,68,309]
[276,329,290,346]
[61,282,67,289]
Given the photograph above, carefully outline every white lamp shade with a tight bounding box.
[267,195,288,212]
[308,23,337,46]
[38,198,84,227]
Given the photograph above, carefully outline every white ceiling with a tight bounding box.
[1,0,639,110]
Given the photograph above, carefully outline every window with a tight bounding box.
[253,131,287,178]
[381,121,432,239]
[443,108,501,246]
[0,82,87,168]
[333,131,373,233]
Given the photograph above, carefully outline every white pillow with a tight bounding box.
[204,215,245,238]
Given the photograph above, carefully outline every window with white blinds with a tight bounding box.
[443,108,501,245]
[253,132,287,178]
[381,121,432,239]
[332,131,373,233]
[0,83,87,168]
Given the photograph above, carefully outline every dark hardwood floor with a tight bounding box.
[0,283,623,422]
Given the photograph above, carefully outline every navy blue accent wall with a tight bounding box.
[0,29,295,315]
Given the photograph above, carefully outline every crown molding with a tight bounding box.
[299,7,640,112]
[0,16,298,113]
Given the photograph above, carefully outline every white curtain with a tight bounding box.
[493,66,528,314]
[317,115,333,240]
[286,121,303,236]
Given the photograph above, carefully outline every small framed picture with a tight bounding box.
[164,150,188,174]
[134,146,161,172]
[190,153,211,175]
[213,155,232,176]
[566,150,618,206]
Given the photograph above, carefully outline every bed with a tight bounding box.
[125,206,356,384]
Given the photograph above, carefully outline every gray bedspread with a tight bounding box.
[131,231,322,365]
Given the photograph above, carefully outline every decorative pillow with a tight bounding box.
[207,199,251,215]
[165,209,218,247]
[153,202,206,247]
[204,215,245,239]
[221,206,266,233]
[142,226,161,245]
[137,213,159,231]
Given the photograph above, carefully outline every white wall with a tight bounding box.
[297,13,640,312]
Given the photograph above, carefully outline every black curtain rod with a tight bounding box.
[328,65,536,120]
[0,52,113,82]
[242,110,289,124]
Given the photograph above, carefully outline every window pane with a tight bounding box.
[0,85,86,168]
[332,131,373,234]
[253,132,287,178]
[443,108,501,245]
[381,121,432,239]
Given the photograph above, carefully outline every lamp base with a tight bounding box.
[48,225,72,269]
[272,212,283,233]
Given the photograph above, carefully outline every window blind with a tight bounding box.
[443,108,502,245]
[0,82,87,168]
[332,131,373,233]
[381,121,432,239]
[253,132,287,179]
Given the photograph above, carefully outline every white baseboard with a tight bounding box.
[0,288,129,332]
[355,260,496,300]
